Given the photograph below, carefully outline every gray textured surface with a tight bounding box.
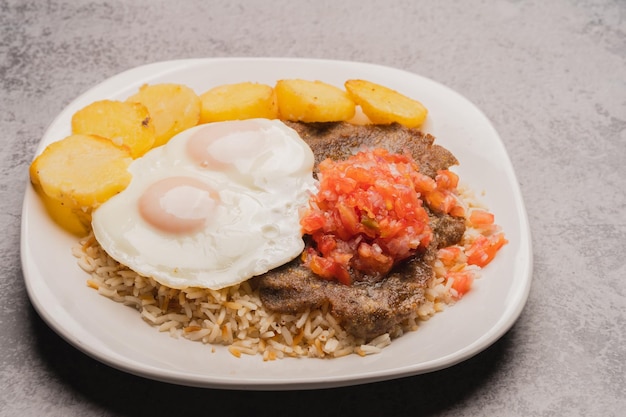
[1,0,625,415]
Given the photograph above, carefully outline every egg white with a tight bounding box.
[91,119,317,290]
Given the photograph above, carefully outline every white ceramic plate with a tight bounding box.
[21,58,532,390]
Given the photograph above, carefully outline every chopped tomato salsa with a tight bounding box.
[469,209,494,226]
[301,148,455,284]
[300,147,507,293]
[436,246,464,266]
[447,270,475,297]
[424,170,460,215]
[466,232,508,267]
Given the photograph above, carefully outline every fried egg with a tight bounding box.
[91,119,317,290]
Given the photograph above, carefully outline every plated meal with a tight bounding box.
[29,73,506,360]
[22,58,531,388]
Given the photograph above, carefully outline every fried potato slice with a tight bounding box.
[71,100,156,158]
[127,83,201,148]
[274,79,355,123]
[29,134,132,219]
[199,82,278,123]
[31,182,91,236]
[345,79,428,128]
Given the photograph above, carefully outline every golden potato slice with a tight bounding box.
[345,79,428,128]
[71,100,156,158]
[199,82,278,123]
[275,79,355,123]
[127,83,201,148]
[31,182,90,236]
[30,134,132,216]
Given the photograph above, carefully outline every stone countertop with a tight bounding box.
[1,1,624,415]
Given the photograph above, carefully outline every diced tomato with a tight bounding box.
[300,212,326,233]
[355,242,394,276]
[317,158,334,172]
[346,165,375,185]
[435,169,459,190]
[437,246,462,266]
[332,175,357,194]
[469,209,495,226]
[315,234,337,255]
[308,253,337,279]
[336,203,360,238]
[466,233,508,267]
[413,172,437,193]
[305,250,352,285]
[447,270,474,298]
[449,205,466,218]
[424,189,456,214]
[423,170,463,215]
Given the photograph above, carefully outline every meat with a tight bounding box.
[428,209,467,250]
[284,121,458,179]
[257,255,432,339]
[259,212,465,340]
[257,121,465,340]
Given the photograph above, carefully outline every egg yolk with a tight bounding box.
[138,176,217,234]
